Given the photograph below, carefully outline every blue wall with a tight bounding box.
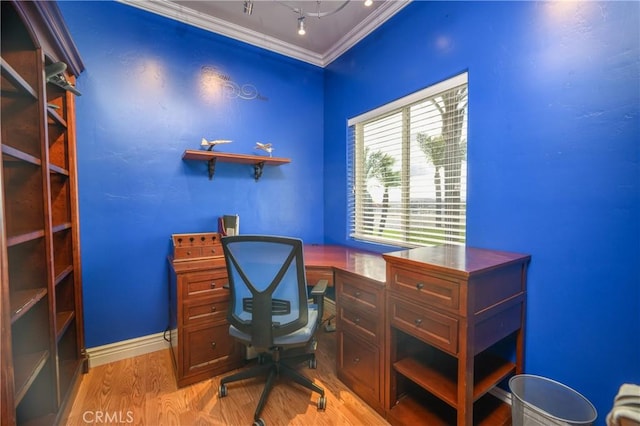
[59,0,639,422]
[324,1,639,422]
[59,2,324,348]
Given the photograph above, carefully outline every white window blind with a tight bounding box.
[347,72,468,247]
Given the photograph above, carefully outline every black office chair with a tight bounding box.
[218,235,328,426]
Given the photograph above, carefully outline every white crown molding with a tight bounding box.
[116,0,411,67]
[322,1,411,66]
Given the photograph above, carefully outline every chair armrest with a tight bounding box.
[310,279,328,297]
[310,279,328,325]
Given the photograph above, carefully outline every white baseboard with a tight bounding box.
[86,331,170,368]
[490,385,512,404]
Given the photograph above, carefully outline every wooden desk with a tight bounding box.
[303,244,387,284]
[383,245,530,426]
[310,245,388,415]
[169,243,530,426]
[308,244,530,425]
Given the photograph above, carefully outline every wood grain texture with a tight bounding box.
[65,332,389,425]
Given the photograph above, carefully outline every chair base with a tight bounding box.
[218,347,326,423]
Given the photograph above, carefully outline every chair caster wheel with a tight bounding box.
[253,418,266,426]
[317,395,327,411]
[309,357,317,369]
[218,384,227,397]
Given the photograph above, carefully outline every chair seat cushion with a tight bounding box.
[230,306,319,347]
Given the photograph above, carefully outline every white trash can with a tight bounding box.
[509,374,597,426]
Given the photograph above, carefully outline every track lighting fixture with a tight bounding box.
[243,1,373,37]
[297,15,306,36]
[243,0,253,15]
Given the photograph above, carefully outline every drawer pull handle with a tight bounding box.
[211,282,216,289]
[211,306,217,312]
[415,318,423,326]
[211,342,216,349]
[416,282,424,290]
[187,251,192,256]
[353,357,360,363]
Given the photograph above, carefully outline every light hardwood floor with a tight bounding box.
[65,330,389,425]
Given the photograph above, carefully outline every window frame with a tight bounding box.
[347,72,468,248]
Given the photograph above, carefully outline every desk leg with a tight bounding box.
[458,318,474,426]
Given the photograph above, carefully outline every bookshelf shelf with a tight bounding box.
[182,149,291,181]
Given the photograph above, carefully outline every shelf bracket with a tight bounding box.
[253,161,265,181]
[207,158,217,180]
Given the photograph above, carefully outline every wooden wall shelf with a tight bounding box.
[182,149,291,181]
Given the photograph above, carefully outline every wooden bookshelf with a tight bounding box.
[1,2,86,425]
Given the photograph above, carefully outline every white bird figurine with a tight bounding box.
[200,138,232,151]
[255,142,274,157]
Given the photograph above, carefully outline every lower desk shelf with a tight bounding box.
[393,348,516,408]
[388,331,515,426]
[387,389,511,426]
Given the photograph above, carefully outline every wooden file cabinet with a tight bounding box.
[335,269,386,415]
[383,245,530,426]
[168,257,244,387]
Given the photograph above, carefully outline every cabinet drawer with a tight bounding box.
[389,265,460,313]
[183,294,229,326]
[388,295,458,355]
[339,306,379,344]
[336,272,381,313]
[181,267,228,300]
[183,323,240,374]
[337,330,380,407]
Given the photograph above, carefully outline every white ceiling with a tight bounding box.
[118,0,410,67]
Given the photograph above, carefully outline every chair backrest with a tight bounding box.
[221,235,309,350]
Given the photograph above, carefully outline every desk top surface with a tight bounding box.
[303,244,387,283]
[383,244,531,277]
[171,244,389,283]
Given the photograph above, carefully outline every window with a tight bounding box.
[347,72,468,247]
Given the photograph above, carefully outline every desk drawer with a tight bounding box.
[336,271,382,314]
[306,266,334,287]
[389,265,460,313]
[388,295,458,355]
[337,330,381,409]
[183,322,240,375]
[339,306,379,344]
[174,244,222,260]
[181,267,228,300]
[183,294,230,326]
